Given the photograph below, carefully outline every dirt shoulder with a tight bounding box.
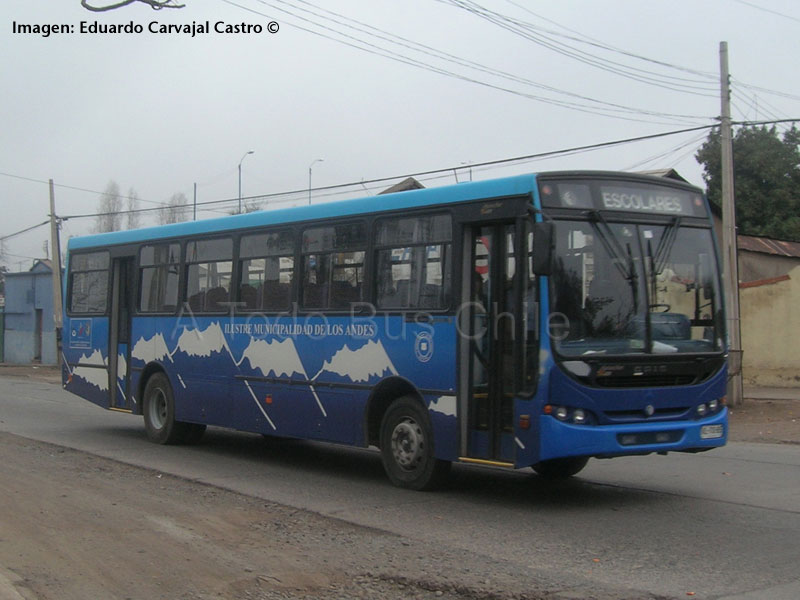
[1,364,797,444]
[0,432,657,600]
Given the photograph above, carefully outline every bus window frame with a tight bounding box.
[372,211,454,314]
[66,250,111,317]
[300,220,369,313]
[138,241,182,315]
[236,228,297,314]
[183,235,235,314]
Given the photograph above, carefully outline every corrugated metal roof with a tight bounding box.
[738,234,800,258]
[634,168,689,183]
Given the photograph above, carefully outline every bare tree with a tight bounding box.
[227,199,263,215]
[126,188,141,230]
[93,181,124,233]
[158,193,190,225]
[81,0,184,11]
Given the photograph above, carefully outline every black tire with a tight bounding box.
[532,456,589,480]
[142,372,187,445]
[380,396,450,490]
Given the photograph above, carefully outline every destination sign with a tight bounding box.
[540,179,707,217]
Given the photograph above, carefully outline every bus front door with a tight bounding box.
[108,256,134,412]
[462,223,518,463]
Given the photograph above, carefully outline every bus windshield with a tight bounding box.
[549,219,724,356]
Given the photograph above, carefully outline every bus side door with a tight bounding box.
[109,256,134,412]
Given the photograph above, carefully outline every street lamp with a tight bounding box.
[308,158,324,205]
[238,150,254,214]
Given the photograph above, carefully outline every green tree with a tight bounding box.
[696,125,800,241]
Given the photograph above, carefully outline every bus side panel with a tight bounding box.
[127,315,458,450]
[227,378,369,445]
[426,392,459,461]
[62,316,111,410]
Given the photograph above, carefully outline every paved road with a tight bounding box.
[1,376,799,599]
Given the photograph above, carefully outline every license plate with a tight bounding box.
[700,424,724,439]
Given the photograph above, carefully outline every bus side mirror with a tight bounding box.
[532,221,554,276]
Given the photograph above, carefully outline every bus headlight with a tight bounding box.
[543,405,594,425]
[696,398,724,419]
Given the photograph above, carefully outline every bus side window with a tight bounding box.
[68,251,110,314]
[302,223,366,310]
[185,238,233,313]
[139,243,180,313]
[239,230,295,312]
[375,214,452,310]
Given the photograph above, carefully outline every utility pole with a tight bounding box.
[719,42,743,406]
[49,179,64,368]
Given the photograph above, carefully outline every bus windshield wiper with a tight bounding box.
[588,211,640,316]
[652,216,682,277]
[587,210,636,283]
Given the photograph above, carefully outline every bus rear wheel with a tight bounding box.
[143,372,192,445]
[532,456,589,480]
[379,397,450,490]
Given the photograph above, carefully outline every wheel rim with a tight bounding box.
[148,388,168,430]
[391,417,425,471]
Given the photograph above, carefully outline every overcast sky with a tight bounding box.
[2,0,798,269]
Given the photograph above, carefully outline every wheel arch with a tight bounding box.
[135,362,168,416]
[364,376,425,447]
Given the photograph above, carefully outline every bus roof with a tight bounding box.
[67,170,700,251]
[68,173,540,251]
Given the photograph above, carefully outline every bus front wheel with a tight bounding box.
[143,372,188,445]
[379,397,450,490]
[532,456,589,480]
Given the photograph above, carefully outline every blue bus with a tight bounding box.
[62,171,728,489]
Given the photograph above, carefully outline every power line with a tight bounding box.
[623,131,709,171]
[280,0,709,123]
[11,118,798,226]
[732,78,800,103]
[59,123,719,221]
[0,171,169,207]
[501,0,718,80]
[223,0,710,125]
[0,220,50,243]
[439,0,719,96]
[732,0,800,24]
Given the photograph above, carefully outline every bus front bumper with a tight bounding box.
[537,408,728,462]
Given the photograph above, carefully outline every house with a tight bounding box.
[735,235,800,387]
[378,177,425,195]
[3,260,58,365]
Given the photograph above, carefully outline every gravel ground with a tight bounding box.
[0,433,665,600]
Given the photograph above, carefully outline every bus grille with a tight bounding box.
[594,374,697,388]
[604,407,690,420]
